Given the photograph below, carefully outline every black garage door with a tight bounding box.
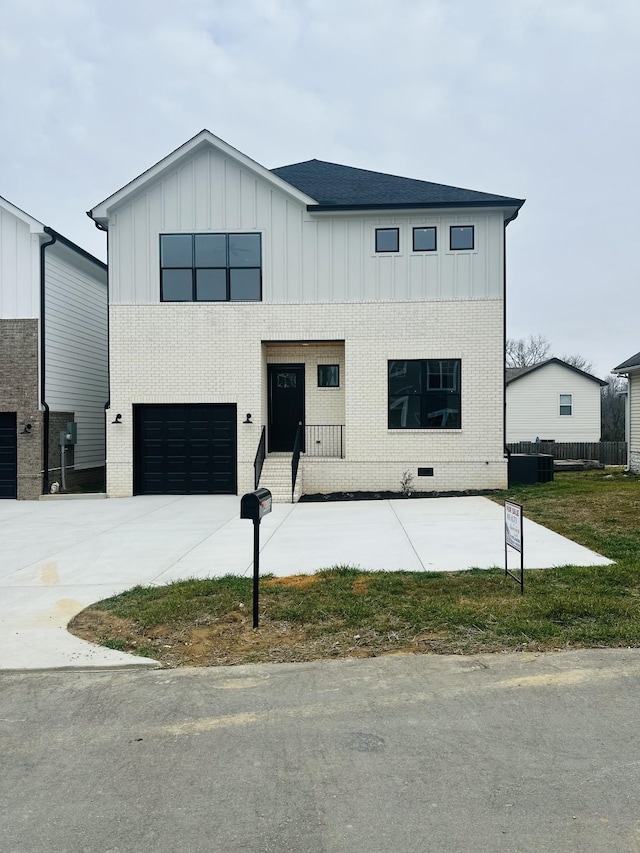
[134,404,237,495]
[0,413,17,499]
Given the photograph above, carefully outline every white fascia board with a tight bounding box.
[0,195,44,234]
[89,129,318,223]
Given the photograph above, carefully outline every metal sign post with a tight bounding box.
[504,500,524,594]
[240,489,273,628]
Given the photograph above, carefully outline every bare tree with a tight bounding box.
[506,334,551,368]
[561,353,595,373]
[601,374,627,441]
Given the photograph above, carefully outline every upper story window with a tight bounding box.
[375,228,399,253]
[388,359,461,429]
[160,233,262,302]
[413,227,437,252]
[559,394,572,416]
[450,225,474,251]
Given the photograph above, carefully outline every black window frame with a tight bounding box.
[449,225,474,251]
[160,232,262,302]
[412,227,437,252]
[388,359,462,430]
[318,365,340,388]
[375,227,400,253]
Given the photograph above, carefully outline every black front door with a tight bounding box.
[268,365,305,452]
[0,412,17,499]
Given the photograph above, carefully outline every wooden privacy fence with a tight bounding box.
[506,441,627,465]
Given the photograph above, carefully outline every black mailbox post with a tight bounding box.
[240,488,272,628]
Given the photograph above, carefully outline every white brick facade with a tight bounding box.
[107,298,506,497]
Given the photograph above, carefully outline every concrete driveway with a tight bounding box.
[0,495,612,671]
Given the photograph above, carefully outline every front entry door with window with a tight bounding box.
[268,365,305,452]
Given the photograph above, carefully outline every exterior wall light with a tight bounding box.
[21,423,32,435]
[243,413,253,424]
[112,413,122,425]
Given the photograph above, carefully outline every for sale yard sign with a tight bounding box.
[504,500,524,594]
[505,501,522,552]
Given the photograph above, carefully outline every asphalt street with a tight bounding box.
[2,649,639,852]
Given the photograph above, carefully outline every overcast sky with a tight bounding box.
[1,0,638,378]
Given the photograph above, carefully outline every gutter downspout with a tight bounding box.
[40,228,57,494]
[503,220,509,466]
[87,212,110,492]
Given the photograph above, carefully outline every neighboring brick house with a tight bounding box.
[88,130,524,500]
[506,358,606,443]
[613,351,640,472]
[0,196,108,499]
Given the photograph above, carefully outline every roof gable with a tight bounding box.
[272,159,525,217]
[89,130,317,223]
[506,358,606,386]
[0,195,44,233]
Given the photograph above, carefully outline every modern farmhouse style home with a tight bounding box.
[0,196,107,500]
[88,130,524,500]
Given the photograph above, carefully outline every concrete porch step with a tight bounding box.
[258,456,303,503]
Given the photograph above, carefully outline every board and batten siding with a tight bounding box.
[108,146,505,306]
[44,243,108,469]
[506,362,602,443]
[0,205,40,319]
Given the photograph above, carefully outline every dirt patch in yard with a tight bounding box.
[70,608,393,667]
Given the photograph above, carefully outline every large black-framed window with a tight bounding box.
[160,233,262,302]
[388,359,461,429]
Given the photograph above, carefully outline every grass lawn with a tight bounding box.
[68,469,640,667]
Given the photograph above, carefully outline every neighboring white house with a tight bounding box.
[0,196,108,499]
[506,358,606,444]
[612,351,640,472]
[88,129,524,500]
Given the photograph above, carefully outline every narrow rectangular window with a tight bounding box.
[375,228,399,253]
[450,225,474,250]
[388,359,461,429]
[413,227,437,251]
[318,365,339,387]
[559,394,572,416]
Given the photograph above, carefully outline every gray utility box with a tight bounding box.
[60,422,77,445]
[508,454,554,487]
[240,488,273,522]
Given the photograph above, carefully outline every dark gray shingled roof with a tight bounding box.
[271,159,525,214]
[613,351,640,371]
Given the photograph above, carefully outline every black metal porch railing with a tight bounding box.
[291,422,302,503]
[304,425,345,458]
[254,426,266,490]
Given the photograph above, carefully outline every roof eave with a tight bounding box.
[42,227,107,273]
[307,199,525,220]
[613,364,640,374]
